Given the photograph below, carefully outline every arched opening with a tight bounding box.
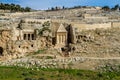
[0,47,3,56]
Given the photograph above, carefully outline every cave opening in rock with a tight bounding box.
[0,47,3,56]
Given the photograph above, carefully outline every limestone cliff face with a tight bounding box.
[0,29,53,59]
[71,27,120,58]
[0,30,11,55]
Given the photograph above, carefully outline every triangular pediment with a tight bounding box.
[57,24,67,32]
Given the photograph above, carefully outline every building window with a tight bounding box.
[28,34,30,40]
[24,34,26,40]
[32,34,34,40]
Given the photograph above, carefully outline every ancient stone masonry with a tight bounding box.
[0,7,120,59]
[55,24,67,48]
[1,30,12,53]
[0,19,52,58]
[0,17,70,58]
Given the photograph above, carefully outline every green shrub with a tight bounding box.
[76,72,83,76]
[38,78,46,80]
[46,56,53,59]
[24,77,32,80]
[34,49,46,54]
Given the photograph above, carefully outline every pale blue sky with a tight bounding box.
[0,0,120,10]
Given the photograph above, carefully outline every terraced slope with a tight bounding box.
[74,27,120,57]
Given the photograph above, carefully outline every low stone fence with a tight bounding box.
[1,57,120,70]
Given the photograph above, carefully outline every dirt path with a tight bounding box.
[79,57,120,60]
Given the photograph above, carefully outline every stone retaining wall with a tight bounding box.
[0,57,120,70]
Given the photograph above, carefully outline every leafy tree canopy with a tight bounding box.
[0,3,31,12]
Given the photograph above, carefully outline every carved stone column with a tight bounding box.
[63,35,65,44]
[65,34,67,44]
[59,35,61,44]
[61,35,62,44]
[26,34,28,40]
[62,35,64,43]
[57,34,59,44]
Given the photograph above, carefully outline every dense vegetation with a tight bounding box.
[0,66,120,80]
[0,3,31,12]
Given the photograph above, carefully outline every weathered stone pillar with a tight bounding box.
[65,34,67,44]
[59,35,61,44]
[30,34,32,40]
[62,35,64,43]
[26,34,28,40]
[60,35,62,44]
[57,35,59,44]
[63,35,65,44]
[20,31,22,40]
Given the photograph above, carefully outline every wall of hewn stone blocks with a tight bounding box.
[112,22,120,28]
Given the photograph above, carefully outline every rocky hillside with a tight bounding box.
[0,27,120,70]
[73,27,120,57]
